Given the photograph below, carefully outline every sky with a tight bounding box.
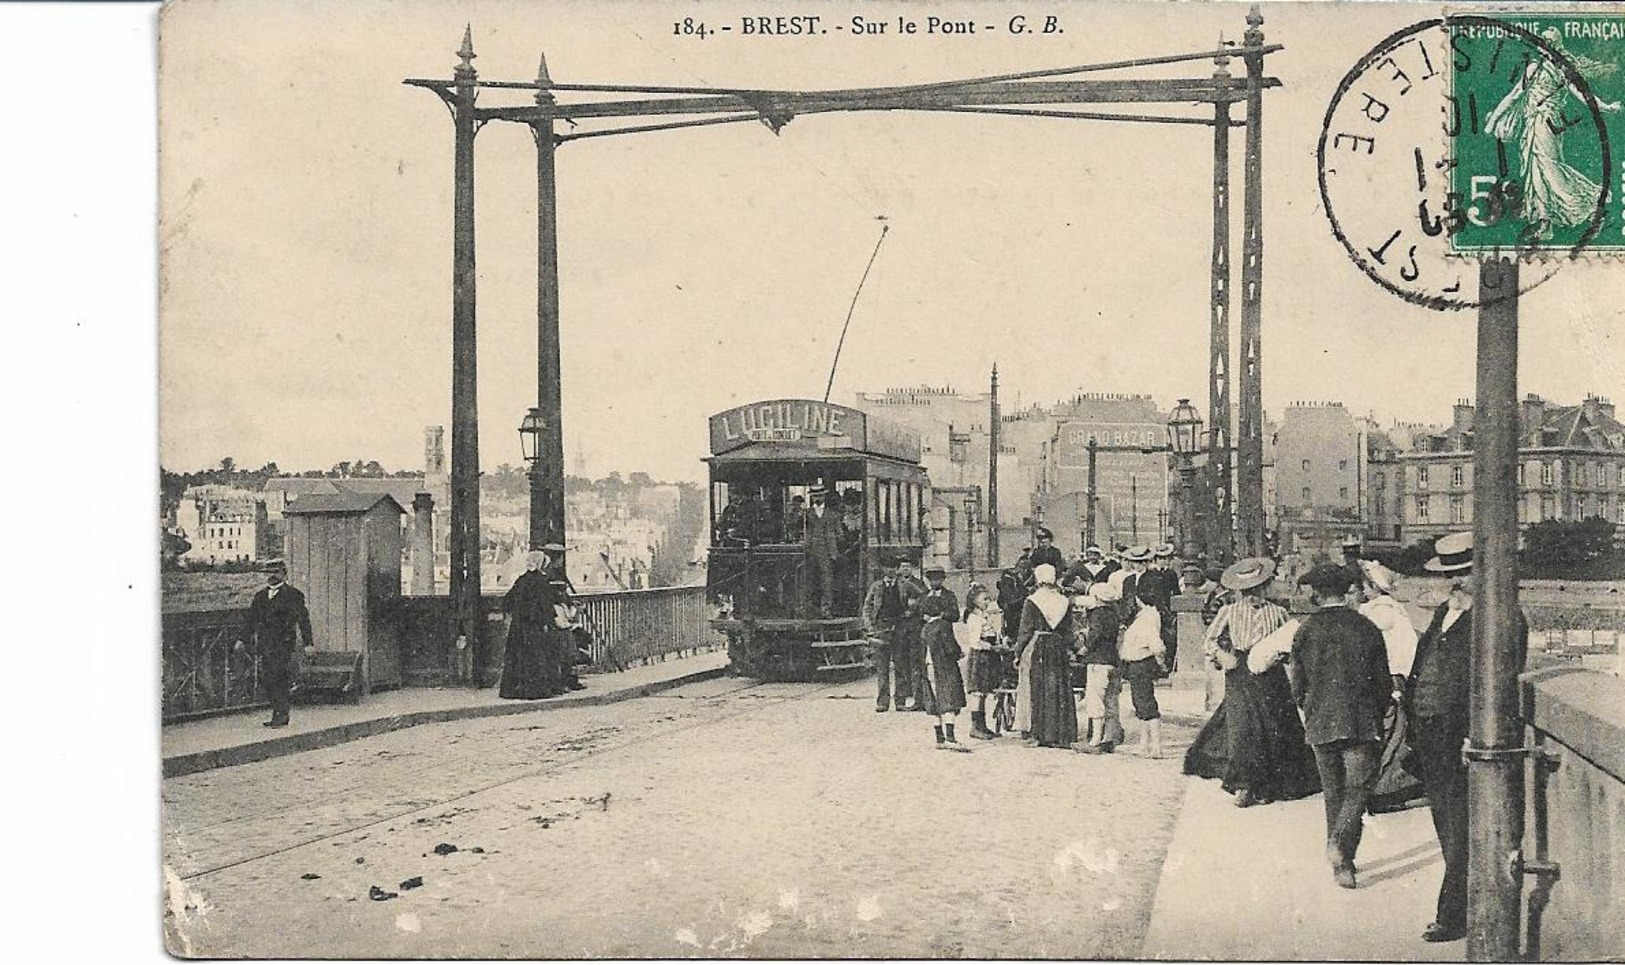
[158,0,1625,483]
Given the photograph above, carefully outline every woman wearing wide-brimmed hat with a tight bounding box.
[1183,557,1320,806]
[1012,563,1078,748]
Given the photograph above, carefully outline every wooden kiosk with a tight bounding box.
[284,491,406,697]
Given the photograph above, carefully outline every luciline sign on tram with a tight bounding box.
[708,399,921,463]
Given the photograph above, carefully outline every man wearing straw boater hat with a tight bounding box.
[1144,544,1181,675]
[1408,532,1527,944]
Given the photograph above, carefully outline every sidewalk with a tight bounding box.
[1142,762,1460,961]
[162,649,730,778]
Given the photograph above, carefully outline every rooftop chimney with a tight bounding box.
[1583,393,1616,422]
[1452,399,1475,436]
[1521,394,1546,443]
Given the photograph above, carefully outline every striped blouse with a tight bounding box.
[1204,596,1289,655]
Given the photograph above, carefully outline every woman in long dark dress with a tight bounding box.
[1014,564,1078,749]
[1184,557,1321,806]
[499,552,561,700]
[919,567,969,750]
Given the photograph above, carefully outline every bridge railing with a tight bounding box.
[392,585,725,686]
[163,585,723,719]
[1519,665,1625,960]
[162,608,264,723]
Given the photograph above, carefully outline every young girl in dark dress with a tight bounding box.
[961,584,1004,740]
[919,567,969,750]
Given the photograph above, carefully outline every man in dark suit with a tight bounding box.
[862,558,908,712]
[1028,528,1065,582]
[235,560,316,728]
[1408,532,1526,944]
[1288,563,1392,889]
[1142,544,1182,674]
[803,488,844,616]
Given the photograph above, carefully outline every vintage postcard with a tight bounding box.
[159,0,1625,959]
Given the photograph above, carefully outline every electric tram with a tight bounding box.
[704,398,930,680]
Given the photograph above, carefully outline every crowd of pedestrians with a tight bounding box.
[860,527,1180,757]
[1186,531,1524,944]
[857,527,1521,946]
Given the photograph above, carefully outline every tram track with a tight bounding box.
[174,677,849,881]
[168,679,769,837]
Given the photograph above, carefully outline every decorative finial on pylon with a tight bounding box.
[455,25,476,81]
[535,53,554,104]
[1214,31,1231,75]
[1245,4,1264,47]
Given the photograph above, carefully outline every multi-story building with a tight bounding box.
[176,484,270,564]
[1271,402,1362,556]
[850,383,1033,565]
[1397,393,1625,544]
[1040,393,1173,553]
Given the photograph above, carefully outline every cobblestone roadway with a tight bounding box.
[164,677,1195,958]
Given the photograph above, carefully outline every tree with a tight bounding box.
[219,456,237,474]
[1522,517,1617,569]
[161,527,192,570]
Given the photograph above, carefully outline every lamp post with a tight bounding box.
[1168,398,1205,560]
[519,407,547,551]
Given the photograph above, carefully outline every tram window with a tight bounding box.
[711,481,731,543]
[781,483,811,542]
[834,481,863,535]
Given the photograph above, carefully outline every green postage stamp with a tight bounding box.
[1448,12,1625,253]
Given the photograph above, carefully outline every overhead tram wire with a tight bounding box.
[823,223,890,405]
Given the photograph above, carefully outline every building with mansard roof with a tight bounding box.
[1395,393,1625,545]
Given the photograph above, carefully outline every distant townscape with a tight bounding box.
[160,426,707,609]
[850,384,1624,578]
[161,385,1625,615]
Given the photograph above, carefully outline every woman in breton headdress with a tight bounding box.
[1013,564,1078,748]
[1183,557,1319,805]
[499,551,562,700]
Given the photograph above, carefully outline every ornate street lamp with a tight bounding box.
[1167,398,1205,457]
[1167,399,1205,560]
[519,407,547,550]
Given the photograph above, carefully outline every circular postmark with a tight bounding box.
[1317,16,1615,311]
